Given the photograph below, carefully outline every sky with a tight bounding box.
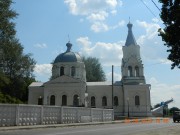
[12,0,180,108]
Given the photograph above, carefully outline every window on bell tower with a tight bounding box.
[135,66,139,77]
[128,66,133,77]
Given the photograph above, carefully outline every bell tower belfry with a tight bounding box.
[121,22,146,84]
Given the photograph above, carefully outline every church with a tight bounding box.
[28,22,152,117]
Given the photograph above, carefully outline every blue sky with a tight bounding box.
[12,0,180,108]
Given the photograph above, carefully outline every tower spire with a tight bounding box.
[125,21,137,46]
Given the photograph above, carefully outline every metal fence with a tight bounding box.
[0,104,114,126]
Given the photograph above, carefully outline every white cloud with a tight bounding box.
[34,64,52,81]
[77,36,123,66]
[64,0,123,32]
[34,43,47,49]
[136,20,168,62]
[87,11,108,21]
[148,77,180,108]
[90,22,109,32]
[64,0,119,15]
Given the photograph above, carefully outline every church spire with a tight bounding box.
[125,21,137,46]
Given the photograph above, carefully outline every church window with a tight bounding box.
[128,66,133,77]
[102,96,107,106]
[60,66,64,76]
[50,95,55,105]
[62,95,67,106]
[38,96,43,105]
[91,96,96,107]
[73,94,79,107]
[114,96,118,106]
[135,66,139,77]
[71,66,75,77]
[135,95,140,106]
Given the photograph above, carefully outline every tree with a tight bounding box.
[158,0,180,69]
[0,0,36,102]
[82,57,106,82]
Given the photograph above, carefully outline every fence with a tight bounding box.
[0,104,114,127]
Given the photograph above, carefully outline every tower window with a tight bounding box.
[128,66,133,77]
[71,66,75,77]
[62,95,67,106]
[60,66,64,76]
[135,66,139,77]
[102,96,107,106]
[114,96,118,106]
[50,95,55,105]
[91,96,96,107]
[135,95,140,106]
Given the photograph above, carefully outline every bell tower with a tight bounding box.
[121,22,146,84]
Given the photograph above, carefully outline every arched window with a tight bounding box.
[128,66,133,77]
[60,66,64,76]
[62,95,67,106]
[135,66,139,77]
[102,96,107,106]
[50,95,55,105]
[38,97,43,105]
[71,66,75,77]
[135,95,140,106]
[114,96,118,106]
[73,94,79,107]
[91,96,96,107]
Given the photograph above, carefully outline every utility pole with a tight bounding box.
[112,65,114,109]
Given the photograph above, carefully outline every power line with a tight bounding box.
[151,0,161,12]
[139,0,157,18]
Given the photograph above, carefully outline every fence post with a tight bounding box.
[60,106,63,124]
[90,108,93,122]
[113,109,114,121]
[40,106,43,125]
[15,104,19,126]
[102,109,104,122]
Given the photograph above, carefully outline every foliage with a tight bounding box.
[0,92,22,104]
[169,107,180,113]
[0,0,36,103]
[158,0,180,69]
[82,57,106,82]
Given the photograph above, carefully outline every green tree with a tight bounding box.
[158,0,180,69]
[0,0,36,102]
[82,57,106,82]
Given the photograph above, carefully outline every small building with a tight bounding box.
[28,22,151,117]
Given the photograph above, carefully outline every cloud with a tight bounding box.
[64,0,119,15]
[77,36,123,66]
[90,22,109,32]
[87,11,108,21]
[34,43,47,49]
[34,64,52,81]
[64,0,123,32]
[148,77,180,109]
[136,20,168,62]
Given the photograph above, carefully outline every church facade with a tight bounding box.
[28,22,151,117]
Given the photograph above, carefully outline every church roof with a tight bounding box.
[29,82,44,87]
[54,42,82,63]
[125,22,137,46]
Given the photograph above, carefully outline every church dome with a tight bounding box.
[54,42,82,63]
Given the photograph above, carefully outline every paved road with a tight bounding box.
[0,121,179,135]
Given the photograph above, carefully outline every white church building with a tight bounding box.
[28,22,151,117]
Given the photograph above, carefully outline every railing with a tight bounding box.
[0,104,114,127]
